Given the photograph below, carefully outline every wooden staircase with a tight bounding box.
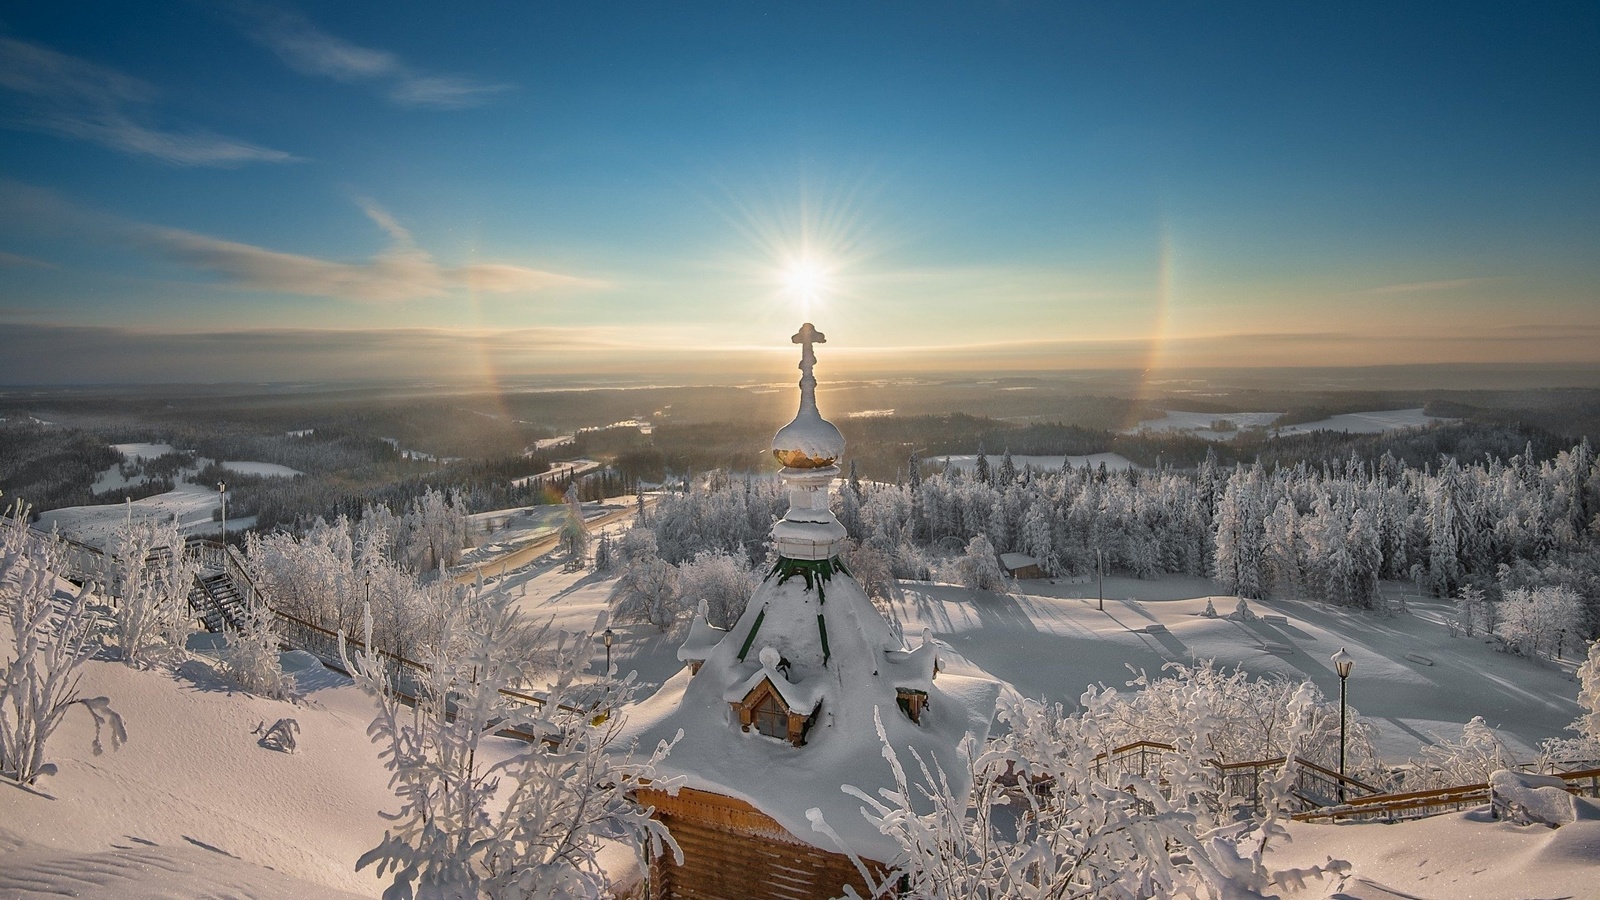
[192,570,247,632]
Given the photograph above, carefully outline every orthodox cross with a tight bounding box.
[792,322,826,381]
[790,320,825,408]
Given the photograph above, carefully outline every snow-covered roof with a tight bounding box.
[618,322,999,862]
[724,647,826,716]
[676,610,726,663]
[619,569,1000,862]
[999,552,1038,570]
[881,626,939,692]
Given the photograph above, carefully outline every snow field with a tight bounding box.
[220,460,304,477]
[111,442,177,461]
[36,480,233,550]
[1275,408,1454,435]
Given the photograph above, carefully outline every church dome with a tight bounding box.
[771,323,845,469]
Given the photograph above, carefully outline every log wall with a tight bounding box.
[636,787,879,900]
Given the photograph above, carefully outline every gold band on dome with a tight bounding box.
[773,449,837,469]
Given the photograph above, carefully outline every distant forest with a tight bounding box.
[3,379,1596,532]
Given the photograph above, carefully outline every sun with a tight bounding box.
[782,257,830,316]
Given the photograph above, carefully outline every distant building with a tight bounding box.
[1000,552,1044,579]
[620,324,1000,900]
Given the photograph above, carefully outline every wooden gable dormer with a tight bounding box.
[730,677,816,747]
[896,688,928,724]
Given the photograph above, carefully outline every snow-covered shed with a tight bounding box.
[999,551,1044,579]
[620,324,1000,900]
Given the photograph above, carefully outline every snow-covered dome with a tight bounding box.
[771,323,845,469]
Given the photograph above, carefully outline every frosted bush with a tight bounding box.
[343,587,680,898]
[220,601,293,700]
[1407,716,1516,790]
[611,531,680,631]
[956,534,1007,592]
[674,549,757,630]
[109,511,199,667]
[0,499,125,785]
[825,684,1350,899]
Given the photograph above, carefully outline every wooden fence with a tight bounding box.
[1292,767,1600,823]
[1091,740,1383,812]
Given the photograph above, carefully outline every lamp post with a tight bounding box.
[217,480,227,545]
[1331,647,1354,803]
[603,627,615,676]
[1096,547,1104,612]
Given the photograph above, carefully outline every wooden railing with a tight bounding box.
[1292,767,1600,823]
[1090,740,1383,812]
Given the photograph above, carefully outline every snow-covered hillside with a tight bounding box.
[0,646,398,897]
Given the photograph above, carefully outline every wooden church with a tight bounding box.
[620,324,1000,900]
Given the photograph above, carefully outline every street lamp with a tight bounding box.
[1096,547,1104,612]
[217,480,227,545]
[1331,647,1354,803]
[603,627,615,675]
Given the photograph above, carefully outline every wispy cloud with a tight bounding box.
[1358,277,1497,295]
[133,200,604,302]
[224,2,511,109]
[0,37,296,166]
[0,249,55,269]
[0,184,603,303]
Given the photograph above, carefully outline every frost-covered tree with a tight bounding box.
[401,488,468,573]
[1405,716,1515,790]
[245,515,430,660]
[1577,638,1600,746]
[591,531,614,573]
[610,531,680,631]
[559,485,589,572]
[955,534,1007,593]
[1,500,125,784]
[1498,586,1585,660]
[828,680,1349,899]
[1453,585,1485,638]
[674,549,758,630]
[840,539,895,602]
[1539,638,1600,769]
[342,588,680,898]
[220,599,293,700]
[109,511,200,667]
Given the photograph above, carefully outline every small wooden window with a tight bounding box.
[897,689,927,724]
[754,693,788,739]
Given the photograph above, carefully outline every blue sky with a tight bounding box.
[1,1,1597,382]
